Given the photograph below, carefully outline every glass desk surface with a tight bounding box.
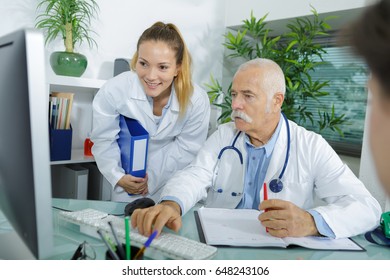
[1,198,388,260]
[48,198,390,260]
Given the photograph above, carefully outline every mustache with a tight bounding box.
[231,110,253,123]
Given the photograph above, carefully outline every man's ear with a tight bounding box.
[272,92,284,112]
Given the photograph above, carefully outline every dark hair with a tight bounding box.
[347,0,390,95]
[131,22,193,116]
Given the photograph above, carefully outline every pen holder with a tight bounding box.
[49,125,72,161]
[105,244,143,260]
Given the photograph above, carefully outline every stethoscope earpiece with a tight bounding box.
[269,178,284,193]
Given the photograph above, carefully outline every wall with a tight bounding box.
[224,0,372,27]
[0,0,226,85]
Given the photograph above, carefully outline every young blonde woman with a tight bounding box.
[91,22,210,202]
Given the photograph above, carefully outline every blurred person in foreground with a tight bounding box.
[345,0,390,195]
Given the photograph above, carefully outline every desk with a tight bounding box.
[3,198,390,260]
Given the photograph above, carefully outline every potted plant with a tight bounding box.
[206,8,347,136]
[35,0,99,77]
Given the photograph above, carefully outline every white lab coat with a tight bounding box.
[91,71,210,202]
[161,119,382,238]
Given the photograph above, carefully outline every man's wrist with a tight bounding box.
[160,200,181,215]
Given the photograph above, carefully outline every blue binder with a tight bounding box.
[117,115,149,178]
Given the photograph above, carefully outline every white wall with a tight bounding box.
[0,0,226,85]
[225,0,372,27]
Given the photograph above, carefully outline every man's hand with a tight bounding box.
[258,199,319,238]
[131,201,182,237]
[118,174,148,195]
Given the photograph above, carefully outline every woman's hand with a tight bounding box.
[117,174,148,195]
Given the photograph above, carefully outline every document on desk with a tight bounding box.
[195,207,364,251]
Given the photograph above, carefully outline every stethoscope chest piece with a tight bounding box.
[269,178,283,193]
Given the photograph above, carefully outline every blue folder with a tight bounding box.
[117,115,149,178]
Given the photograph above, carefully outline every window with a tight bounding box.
[300,33,369,157]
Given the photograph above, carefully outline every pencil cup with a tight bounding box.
[105,244,143,260]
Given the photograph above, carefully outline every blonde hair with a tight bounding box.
[131,22,193,116]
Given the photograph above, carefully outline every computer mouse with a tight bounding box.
[124,197,155,216]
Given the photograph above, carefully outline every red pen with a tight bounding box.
[263,182,268,203]
[263,182,269,232]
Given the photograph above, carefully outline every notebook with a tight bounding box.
[194,207,364,251]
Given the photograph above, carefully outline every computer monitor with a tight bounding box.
[0,28,53,259]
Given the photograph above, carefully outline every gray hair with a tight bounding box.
[234,58,286,101]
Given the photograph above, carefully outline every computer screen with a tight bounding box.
[0,28,53,259]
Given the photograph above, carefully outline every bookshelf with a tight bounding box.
[48,74,106,165]
[48,75,112,201]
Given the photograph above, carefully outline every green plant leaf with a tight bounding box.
[35,0,99,51]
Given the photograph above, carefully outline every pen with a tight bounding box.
[108,221,125,259]
[97,229,120,260]
[263,182,269,233]
[133,230,158,260]
[125,216,131,260]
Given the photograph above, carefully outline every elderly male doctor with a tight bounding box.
[132,58,381,239]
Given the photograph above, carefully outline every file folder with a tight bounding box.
[49,124,72,161]
[117,115,149,178]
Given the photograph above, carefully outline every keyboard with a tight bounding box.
[58,208,217,260]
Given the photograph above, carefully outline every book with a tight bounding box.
[50,92,74,129]
[194,207,364,251]
[117,115,149,178]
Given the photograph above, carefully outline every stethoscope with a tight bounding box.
[215,112,291,194]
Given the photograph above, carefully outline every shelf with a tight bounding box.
[48,74,106,94]
[50,149,95,165]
